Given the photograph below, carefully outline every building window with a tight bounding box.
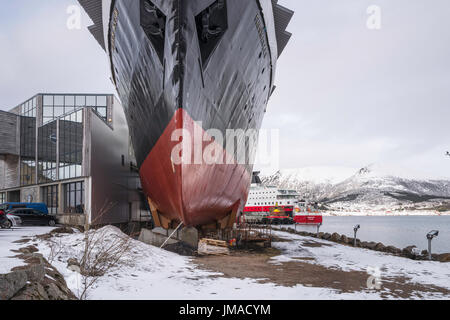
[20,116,36,186]
[20,97,37,118]
[59,110,83,180]
[42,94,109,124]
[0,193,5,204]
[42,185,58,214]
[38,121,57,183]
[64,181,84,214]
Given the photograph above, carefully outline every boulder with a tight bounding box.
[322,233,331,240]
[436,253,450,262]
[375,242,386,252]
[385,246,401,255]
[46,283,66,300]
[11,263,45,283]
[365,242,378,250]
[67,258,80,268]
[402,245,418,259]
[330,233,340,242]
[339,235,348,244]
[50,227,75,235]
[0,271,28,300]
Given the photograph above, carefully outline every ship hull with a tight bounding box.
[109,0,275,228]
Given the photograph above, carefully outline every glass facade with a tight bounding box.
[64,181,84,214]
[0,193,5,204]
[19,97,37,118]
[59,110,83,180]
[20,117,36,186]
[42,185,58,214]
[42,94,108,125]
[38,121,57,183]
[8,93,114,216]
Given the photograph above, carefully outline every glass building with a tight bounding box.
[0,93,149,226]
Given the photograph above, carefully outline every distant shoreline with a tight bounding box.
[322,211,450,217]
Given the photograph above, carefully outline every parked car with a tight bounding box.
[0,208,7,227]
[6,208,56,226]
[1,214,22,229]
[0,203,49,214]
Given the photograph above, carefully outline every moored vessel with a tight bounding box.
[78,0,293,230]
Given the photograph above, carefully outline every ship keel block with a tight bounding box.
[140,109,251,229]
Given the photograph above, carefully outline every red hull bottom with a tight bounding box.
[139,109,251,228]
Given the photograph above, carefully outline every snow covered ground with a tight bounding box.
[1,226,449,300]
[323,210,450,216]
[33,226,353,300]
[0,226,55,274]
[271,231,450,296]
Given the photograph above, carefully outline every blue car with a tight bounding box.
[0,203,49,215]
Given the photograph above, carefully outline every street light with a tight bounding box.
[426,230,439,260]
[353,224,360,247]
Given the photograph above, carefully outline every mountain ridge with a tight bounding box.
[260,164,450,212]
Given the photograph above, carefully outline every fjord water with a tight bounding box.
[316,216,450,253]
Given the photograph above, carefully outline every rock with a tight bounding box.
[361,241,369,248]
[375,242,385,252]
[402,245,418,259]
[386,246,401,255]
[12,283,49,300]
[50,227,74,235]
[0,271,28,300]
[365,242,378,250]
[12,264,45,283]
[421,250,428,256]
[340,235,348,244]
[67,258,80,268]
[17,245,39,254]
[46,283,65,300]
[322,233,331,240]
[347,238,361,246]
[317,232,324,239]
[436,253,450,262]
[2,250,77,300]
[37,283,49,300]
[330,233,340,242]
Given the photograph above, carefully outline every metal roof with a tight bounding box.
[78,0,105,50]
[271,0,294,57]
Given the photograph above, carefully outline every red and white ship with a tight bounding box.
[243,172,298,224]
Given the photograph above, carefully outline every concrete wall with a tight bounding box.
[0,155,20,190]
[89,96,143,225]
[0,111,19,155]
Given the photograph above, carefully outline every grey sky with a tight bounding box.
[0,0,449,178]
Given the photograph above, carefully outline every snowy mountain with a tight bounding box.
[260,164,450,212]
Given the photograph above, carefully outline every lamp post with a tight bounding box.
[353,224,360,247]
[426,230,439,260]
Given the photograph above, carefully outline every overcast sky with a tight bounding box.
[0,0,449,178]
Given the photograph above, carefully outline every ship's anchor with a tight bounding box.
[143,0,165,38]
[201,0,225,42]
